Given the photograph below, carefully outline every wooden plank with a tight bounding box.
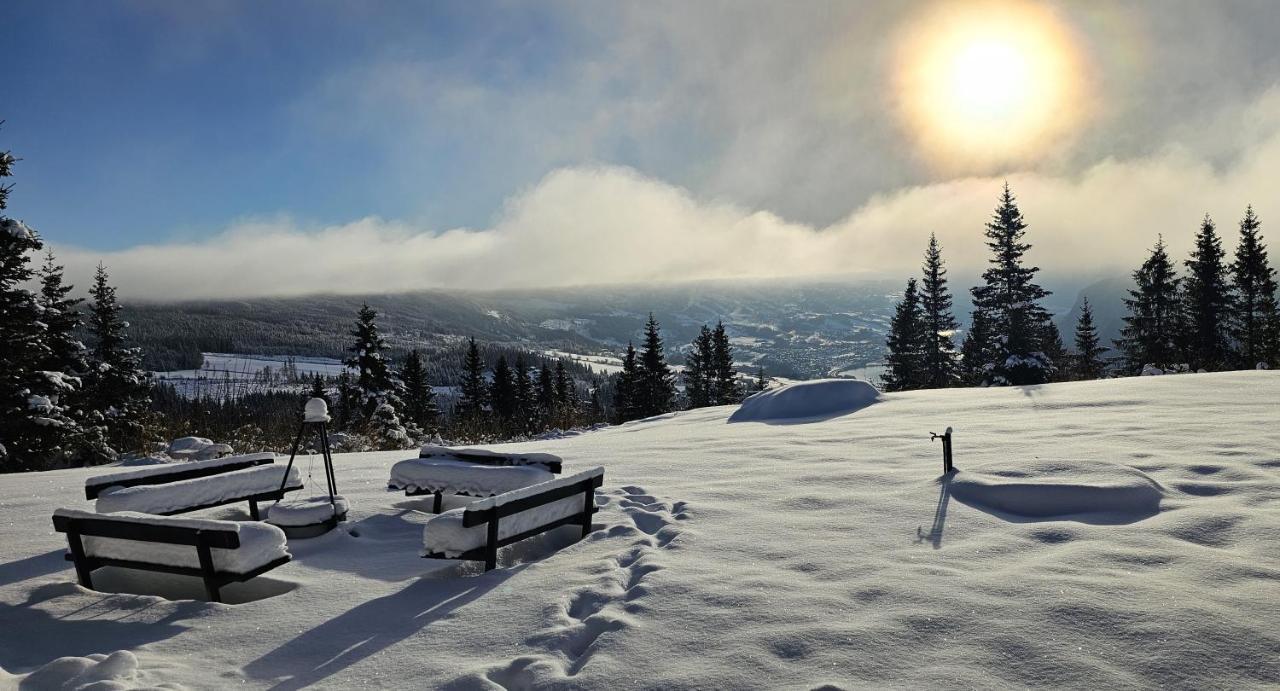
[53,515,241,548]
[151,485,304,518]
[463,474,604,527]
[84,456,274,499]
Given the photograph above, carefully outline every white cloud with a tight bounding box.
[53,89,1280,301]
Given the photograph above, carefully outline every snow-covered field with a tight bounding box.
[153,353,350,398]
[2,372,1279,688]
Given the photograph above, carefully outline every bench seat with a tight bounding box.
[423,466,604,570]
[52,508,291,602]
[95,464,302,517]
[84,452,277,500]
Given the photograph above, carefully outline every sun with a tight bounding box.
[894,1,1089,169]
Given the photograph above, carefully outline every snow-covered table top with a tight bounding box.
[388,459,554,497]
[417,445,562,471]
[53,508,289,575]
[95,464,302,515]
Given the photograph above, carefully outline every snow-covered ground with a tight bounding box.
[2,372,1279,688]
[153,353,350,398]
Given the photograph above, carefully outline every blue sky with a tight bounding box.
[7,1,1280,298]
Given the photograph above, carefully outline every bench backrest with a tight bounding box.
[462,467,604,528]
[84,453,276,499]
[52,513,241,549]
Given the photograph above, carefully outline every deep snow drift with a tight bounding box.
[1,372,1279,688]
[728,378,881,422]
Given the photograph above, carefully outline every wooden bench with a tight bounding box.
[52,509,291,603]
[392,447,563,514]
[422,467,604,571]
[87,453,302,520]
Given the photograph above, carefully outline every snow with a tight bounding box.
[729,377,881,422]
[948,459,1165,524]
[264,496,349,527]
[1,218,35,239]
[1,372,1279,688]
[417,444,562,469]
[166,437,233,461]
[1,650,184,690]
[53,509,289,575]
[86,453,276,489]
[302,397,330,423]
[388,458,553,496]
[95,465,302,515]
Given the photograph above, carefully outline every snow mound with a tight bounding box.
[949,459,1165,524]
[5,650,185,690]
[728,378,881,423]
[265,495,349,527]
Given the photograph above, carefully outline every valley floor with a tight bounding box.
[1,372,1279,689]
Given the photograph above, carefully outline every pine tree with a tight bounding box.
[919,233,960,388]
[710,321,739,404]
[613,342,639,423]
[343,304,409,447]
[334,370,358,428]
[457,337,487,420]
[683,326,713,409]
[36,250,99,462]
[970,184,1055,385]
[1182,214,1233,370]
[634,314,675,418]
[552,359,575,427]
[1041,322,1069,382]
[587,379,604,423]
[1073,298,1106,379]
[84,264,151,457]
[400,349,439,432]
[882,277,926,392]
[1229,206,1280,367]
[308,374,329,404]
[489,356,517,423]
[1117,236,1183,373]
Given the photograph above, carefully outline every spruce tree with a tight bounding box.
[588,380,604,424]
[84,264,151,457]
[457,337,487,420]
[489,356,517,423]
[0,144,79,469]
[1182,214,1233,370]
[919,233,960,388]
[308,374,329,404]
[634,314,675,418]
[1041,322,1069,382]
[684,326,713,409]
[710,321,739,404]
[344,304,409,447]
[536,363,556,427]
[513,354,535,433]
[613,342,640,422]
[1229,206,1280,367]
[970,184,1054,385]
[959,309,994,386]
[882,277,925,392]
[1073,298,1106,380]
[1117,236,1183,373]
[753,366,768,393]
[334,370,359,428]
[36,250,99,462]
[553,359,575,427]
[400,349,439,432]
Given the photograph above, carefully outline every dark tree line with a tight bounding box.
[885,185,1280,391]
[0,133,150,471]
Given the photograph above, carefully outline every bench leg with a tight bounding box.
[579,486,595,538]
[484,518,499,571]
[195,537,223,603]
[433,491,443,514]
[248,499,260,521]
[66,531,95,590]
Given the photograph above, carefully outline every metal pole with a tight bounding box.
[319,422,337,505]
[279,422,307,493]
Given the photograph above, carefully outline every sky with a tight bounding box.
[7,0,1280,299]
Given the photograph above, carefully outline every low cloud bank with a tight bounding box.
[52,92,1280,300]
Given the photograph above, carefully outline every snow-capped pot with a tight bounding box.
[304,397,331,423]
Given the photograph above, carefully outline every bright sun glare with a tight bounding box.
[895,1,1088,168]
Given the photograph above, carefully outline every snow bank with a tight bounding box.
[95,464,302,515]
[728,378,881,423]
[422,467,603,558]
[167,437,234,461]
[389,459,553,496]
[949,459,1165,523]
[86,452,275,489]
[53,509,289,575]
[265,496,349,527]
[2,650,185,690]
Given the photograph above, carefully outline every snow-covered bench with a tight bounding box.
[52,508,291,603]
[389,445,563,513]
[89,454,303,520]
[422,466,604,571]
